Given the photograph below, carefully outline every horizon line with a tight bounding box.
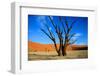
[28,40,88,46]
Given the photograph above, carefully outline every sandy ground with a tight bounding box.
[28,50,88,60]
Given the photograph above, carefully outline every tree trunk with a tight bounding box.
[62,46,67,56]
[58,50,61,56]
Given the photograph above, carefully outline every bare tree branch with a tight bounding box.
[59,16,66,34]
[68,33,76,41]
[69,39,77,45]
[41,16,79,56]
[41,28,53,40]
[63,17,69,30]
[69,18,78,32]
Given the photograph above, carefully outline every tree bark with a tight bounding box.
[62,46,67,56]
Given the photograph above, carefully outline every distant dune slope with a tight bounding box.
[28,41,88,52]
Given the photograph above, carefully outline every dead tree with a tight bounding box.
[41,16,78,56]
[58,16,78,56]
[41,23,61,56]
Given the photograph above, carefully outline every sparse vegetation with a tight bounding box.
[28,50,88,60]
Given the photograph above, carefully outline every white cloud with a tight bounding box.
[72,36,78,40]
[71,33,82,40]
[49,27,52,30]
[74,33,82,37]
[37,16,47,27]
[77,42,87,45]
[38,16,46,23]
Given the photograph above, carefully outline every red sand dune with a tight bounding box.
[28,41,88,52]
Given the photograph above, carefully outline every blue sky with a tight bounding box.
[28,15,88,45]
